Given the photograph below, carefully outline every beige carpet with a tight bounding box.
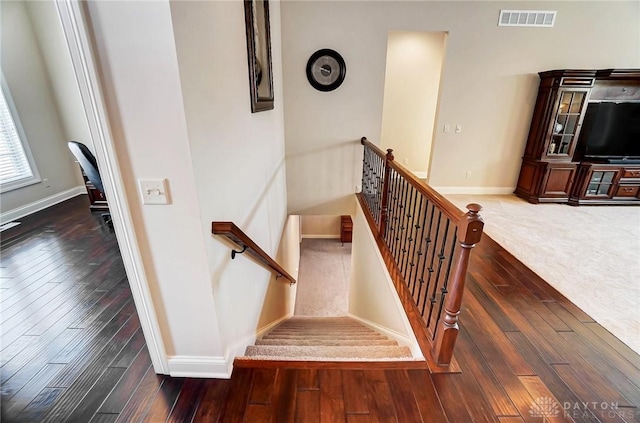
[244,240,413,361]
[244,317,412,361]
[294,239,351,316]
[446,194,640,354]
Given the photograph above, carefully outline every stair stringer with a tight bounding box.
[348,314,423,358]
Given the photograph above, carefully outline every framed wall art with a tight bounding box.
[244,0,274,113]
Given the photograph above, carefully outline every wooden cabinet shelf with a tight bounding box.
[340,215,352,244]
[515,69,640,206]
[569,163,640,205]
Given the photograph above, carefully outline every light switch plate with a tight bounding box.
[138,178,170,205]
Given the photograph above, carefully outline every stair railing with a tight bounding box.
[359,137,483,368]
[212,222,296,284]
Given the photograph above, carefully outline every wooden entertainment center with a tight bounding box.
[515,69,640,205]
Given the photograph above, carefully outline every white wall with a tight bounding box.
[1,1,83,216]
[380,31,446,178]
[86,0,294,376]
[301,215,341,238]
[349,202,420,355]
[268,214,300,325]
[281,1,640,208]
[170,0,294,356]
[26,1,93,154]
[86,0,225,374]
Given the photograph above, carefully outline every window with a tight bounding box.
[0,76,40,193]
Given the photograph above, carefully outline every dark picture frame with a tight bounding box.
[244,0,274,113]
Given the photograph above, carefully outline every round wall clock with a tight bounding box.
[306,49,346,92]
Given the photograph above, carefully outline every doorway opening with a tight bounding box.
[380,31,447,182]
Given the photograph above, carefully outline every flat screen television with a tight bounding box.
[579,102,640,162]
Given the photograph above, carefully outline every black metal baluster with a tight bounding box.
[372,154,380,218]
[391,170,403,252]
[431,227,458,340]
[402,185,420,284]
[392,177,408,260]
[414,197,430,296]
[363,149,371,212]
[360,148,367,195]
[401,186,417,279]
[415,202,434,311]
[374,154,383,222]
[390,175,402,259]
[369,152,378,220]
[421,209,442,317]
[426,218,450,327]
[385,169,400,248]
[397,179,412,268]
[408,194,425,294]
[363,148,375,214]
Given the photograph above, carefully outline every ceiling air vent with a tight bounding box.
[499,10,557,27]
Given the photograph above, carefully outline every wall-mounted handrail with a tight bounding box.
[359,137,483,369]
[212,222,296,285]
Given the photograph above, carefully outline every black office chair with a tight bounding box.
[68,141,112,228]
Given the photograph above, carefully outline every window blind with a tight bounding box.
[0,86,37,190]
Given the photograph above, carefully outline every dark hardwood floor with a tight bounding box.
[1,196,639,422]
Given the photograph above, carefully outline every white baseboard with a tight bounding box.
[167,355,231,378]
[224,313,293,372]
[168,314,293,379]
[432,186,514,195]
[348,314,424,359]
[0,186,86,225]
[301,234,340,239]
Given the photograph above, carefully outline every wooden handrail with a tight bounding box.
[212,222,296,284]
[361,137,463,223]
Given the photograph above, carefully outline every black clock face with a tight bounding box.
[306,49,346,92]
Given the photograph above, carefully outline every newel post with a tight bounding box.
[379,149,394,238]
[432,203,484,366]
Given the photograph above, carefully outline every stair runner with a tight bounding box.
[242,316,413,361]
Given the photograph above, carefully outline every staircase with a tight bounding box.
[242,316,413,361]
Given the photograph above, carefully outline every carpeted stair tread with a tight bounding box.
[262,335,388,341]
[244,345,412,359]
[241,316,415,361]
[256,338,398,346]
[262,336,388,342]
[279,317,367,324]
[262,329,382,336]
[266,328,380,331]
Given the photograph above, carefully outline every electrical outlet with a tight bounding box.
[138,178,170,205]
[455,125,462,133]
[43,178,51,188]
[403,158,409,165]
[443,124,451,133]
[465,171,472,179]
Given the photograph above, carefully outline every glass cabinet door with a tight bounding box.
[585,170,616,197]
[547,90,588,157]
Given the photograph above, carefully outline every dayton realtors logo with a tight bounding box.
[529,397,634,421]
[529,397,561,421]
